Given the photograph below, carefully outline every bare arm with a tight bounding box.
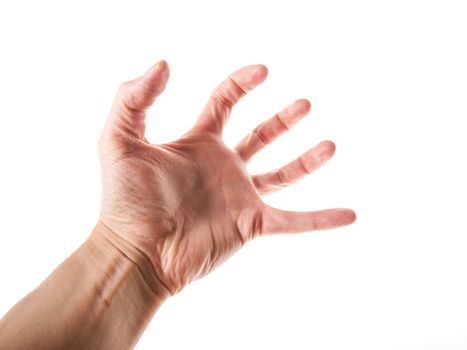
[0,223,167,349]
[0,60,355,349]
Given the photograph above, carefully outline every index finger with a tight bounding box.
[193,64,268,135]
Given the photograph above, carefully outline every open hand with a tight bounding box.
[97,61,356,297]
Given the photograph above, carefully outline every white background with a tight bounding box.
[1,1,466,349]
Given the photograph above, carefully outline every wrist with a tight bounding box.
[0,222,170,350]
[87,221,171,307]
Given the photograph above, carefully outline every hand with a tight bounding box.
[97,60,356,297]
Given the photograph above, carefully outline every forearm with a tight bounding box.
[0,222,168,350]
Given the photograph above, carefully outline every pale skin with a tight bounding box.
[0,61,356,349]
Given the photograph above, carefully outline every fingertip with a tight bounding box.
[158,59,170,77]
[311,140,336,160]
[253,64,268,78]
[158,59,169,69]
[296,98,312,113]
[249,64,268,84]
[262,64,269,77]
[233,64,268,91]
[322,140,336,154]
[143,59,170,80]
[145,59,170,91]
[122,59,170,113]
[339,208,357,225]
[348,209,357,224]
[280,98,311,125]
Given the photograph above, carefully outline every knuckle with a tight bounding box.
[252,175,263,190]
[298,156,311,174]
[274,113,289,131]
[275,168,289,184]
[212,90,234,109]
[118,80,141,111]
[253,126,270,145]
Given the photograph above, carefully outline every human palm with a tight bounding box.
[98,61,355,295]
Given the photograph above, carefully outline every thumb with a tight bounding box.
[107,60,170,140]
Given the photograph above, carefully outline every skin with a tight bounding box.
[0,61,356,349]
